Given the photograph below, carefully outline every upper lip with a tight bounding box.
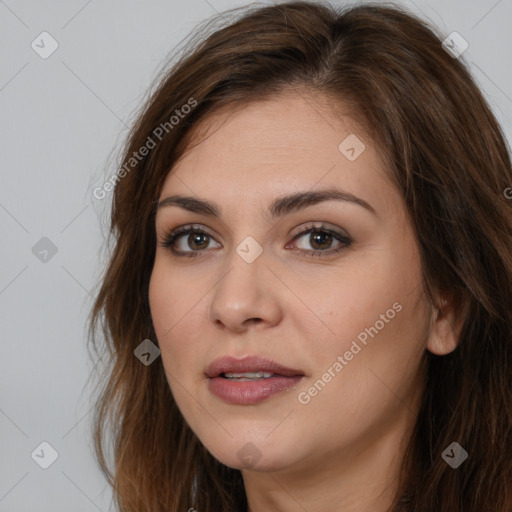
[205,355,304,378]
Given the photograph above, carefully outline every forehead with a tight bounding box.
[158,92,398,218]
[174,93,366,166]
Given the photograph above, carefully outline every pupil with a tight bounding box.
[311,231,331,249]
[190,233,208,249]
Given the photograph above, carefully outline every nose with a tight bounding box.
[208,247,283,333]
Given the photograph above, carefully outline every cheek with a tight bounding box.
[296,243,429,396]
[149,256,194,334]
[297,256,400,358]
[149,261,184,367]
[148,263,172,335]
[294,296,428,450]
[148,258,206,375]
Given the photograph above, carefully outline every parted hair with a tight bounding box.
[88,1,512,511]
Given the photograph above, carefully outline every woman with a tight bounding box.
[88,1,512,511]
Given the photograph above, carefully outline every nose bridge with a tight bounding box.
[218,236,266,301]
[208,236,279,329]
[218,209,269,273]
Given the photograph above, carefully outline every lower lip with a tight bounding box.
[208,375,304,405]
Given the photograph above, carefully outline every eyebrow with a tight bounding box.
[156,187,378,219]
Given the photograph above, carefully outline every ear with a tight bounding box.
[426,292,464,356]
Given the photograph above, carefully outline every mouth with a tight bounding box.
[205,355,304,379]
[205,355,305,405]
[221,371,279,381]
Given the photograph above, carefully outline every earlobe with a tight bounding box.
[426,295,463,356]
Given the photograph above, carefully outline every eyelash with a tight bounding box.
[158,222,352,259]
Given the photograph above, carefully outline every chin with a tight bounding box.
[199,432,299,472]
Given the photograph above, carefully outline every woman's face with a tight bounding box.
[149,92,437,475]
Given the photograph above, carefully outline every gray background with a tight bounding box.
[1,0,511,510]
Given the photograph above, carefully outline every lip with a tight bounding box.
[205,355,304,378]
[205,355,305,405]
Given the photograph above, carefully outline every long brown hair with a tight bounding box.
[88,1,512,510]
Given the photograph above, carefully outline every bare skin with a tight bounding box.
[149,90,460,512]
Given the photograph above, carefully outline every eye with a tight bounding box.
[287,222,352,258]
[159,224,220,258]
[158,222,352,258]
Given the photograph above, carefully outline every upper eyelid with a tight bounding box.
[160,221,347,236]
[160,222,350,246]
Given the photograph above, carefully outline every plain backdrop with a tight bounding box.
[1,0,511,510]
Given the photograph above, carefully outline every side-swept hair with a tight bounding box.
[88,2,512,511]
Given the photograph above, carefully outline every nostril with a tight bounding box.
[245,318,263,325]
